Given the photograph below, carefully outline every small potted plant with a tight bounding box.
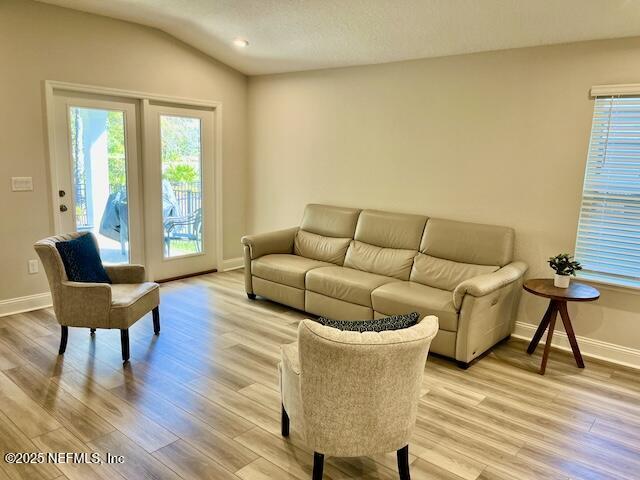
[548,253,582,288]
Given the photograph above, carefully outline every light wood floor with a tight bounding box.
[1,270,639,480]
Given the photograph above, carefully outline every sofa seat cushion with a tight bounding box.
[306,266,399,307]
[252,254,331,289]
[371,281,458,332]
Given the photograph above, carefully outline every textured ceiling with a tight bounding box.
[37,0,640,75]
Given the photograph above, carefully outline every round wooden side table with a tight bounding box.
[523,279,600,375]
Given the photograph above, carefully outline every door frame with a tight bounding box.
[43,80,224,273]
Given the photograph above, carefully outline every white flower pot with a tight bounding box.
[554,274,571,288]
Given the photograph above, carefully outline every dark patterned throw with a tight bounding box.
[55,233,111,284]
[314,312,420,332]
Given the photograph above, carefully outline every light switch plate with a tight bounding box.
[11,177,33,191]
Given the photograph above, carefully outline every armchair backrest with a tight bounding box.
[34,232,86,317]
[297,316,439,457]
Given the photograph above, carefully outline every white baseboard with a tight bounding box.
[0,292,52,317]
[221,257,243,271]
[512,321,640,370]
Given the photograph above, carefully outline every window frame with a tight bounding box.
[575,85,640,291]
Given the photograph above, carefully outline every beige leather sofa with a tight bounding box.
[242,204,527,366]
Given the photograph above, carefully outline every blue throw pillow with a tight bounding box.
[55,233,111,283]
[314,312,420,332]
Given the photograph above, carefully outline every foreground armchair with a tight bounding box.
[279,316,439,480]
[34,233,160,364]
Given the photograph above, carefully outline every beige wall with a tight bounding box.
[247,38,640,351]
[0,0,247,301]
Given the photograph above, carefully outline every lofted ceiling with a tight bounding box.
[37,0,640,75]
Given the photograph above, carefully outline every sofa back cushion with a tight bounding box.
[343,210,427,280]
[294,230,351,265]
[354,209,427,250]
[410,254,499,291]
[300,204,361,238]
[344,241,417,280]
[295,204,361,265]
[420,218,514,267]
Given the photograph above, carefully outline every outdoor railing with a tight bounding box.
[171,182,202,217]
[75,182,89,227]
[72,182,201,245]
[106,181,201,218]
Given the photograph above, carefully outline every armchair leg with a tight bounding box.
[312,452,324,480]
[281,404,290,437]
[58,326,68,355]
[247,293,256,300]
[120,329,130,364]
[152,306,160,335]
[397,445,411,480]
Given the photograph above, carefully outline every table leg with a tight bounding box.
[559,302,585,368]
[527,300,557,354]
[539,305,558,375]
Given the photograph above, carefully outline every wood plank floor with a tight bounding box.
[1,270,639,479]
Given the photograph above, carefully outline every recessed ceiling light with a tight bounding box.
[233,38,249,48]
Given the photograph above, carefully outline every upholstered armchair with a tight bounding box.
[279,316,439,480]
[34,233,160,364]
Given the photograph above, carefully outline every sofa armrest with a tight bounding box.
[104,264,146,284]
[241,227,299,260]
[58,281,112,326]
[453,261,528,310]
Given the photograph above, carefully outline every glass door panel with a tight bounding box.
[68,106,130,264]
[144,103,215,281]
[160,115,203,258]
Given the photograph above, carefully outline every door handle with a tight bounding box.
[59,204,68,212]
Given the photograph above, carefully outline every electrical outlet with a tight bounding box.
[28,259,39,274]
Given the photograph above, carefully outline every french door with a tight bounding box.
[49,89,216,280]
[51,92,144,264]
[143,103,216,280]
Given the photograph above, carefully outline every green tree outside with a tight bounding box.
[161,116,201,190]
[107,111,126,190]
[105,113,201,190]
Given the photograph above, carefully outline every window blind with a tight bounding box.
[575,95,640,288]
